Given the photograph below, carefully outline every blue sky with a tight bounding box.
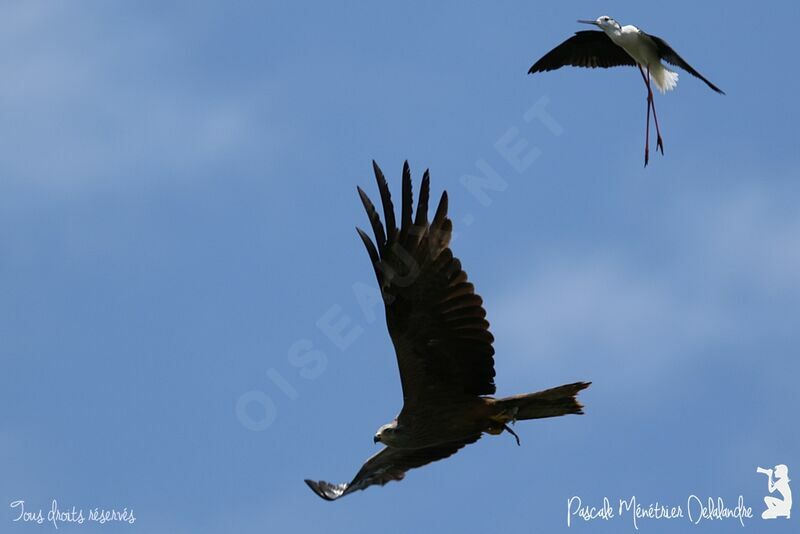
[2,1,799,532]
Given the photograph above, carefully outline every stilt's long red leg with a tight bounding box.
[638,65,652,166]
[646,64,665,155]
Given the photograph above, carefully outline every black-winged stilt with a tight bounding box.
[529,16,724,166]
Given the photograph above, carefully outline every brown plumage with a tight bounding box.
[304,162,591,501]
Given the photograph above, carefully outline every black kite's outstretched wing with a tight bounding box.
[645,33,725,94]
[528,30,636,73]
[304,434,480,501]
[356,162,495,408]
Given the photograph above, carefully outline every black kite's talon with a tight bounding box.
[503,423,521,446]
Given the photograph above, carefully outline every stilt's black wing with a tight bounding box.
[529,30,636,73]
[305,436,480,501]
[646,33,725,94]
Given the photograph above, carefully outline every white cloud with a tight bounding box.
[489,180,800,387]
[697,184,800,293]
[0,4,281,189]
[491,257,727,377]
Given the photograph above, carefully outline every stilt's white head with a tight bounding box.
[578,16,622,33]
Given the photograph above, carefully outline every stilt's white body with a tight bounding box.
[601,23,678,93]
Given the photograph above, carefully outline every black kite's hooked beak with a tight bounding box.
[373,435,380,444]
[577,19,599,26]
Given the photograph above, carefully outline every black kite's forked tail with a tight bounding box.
[492,381,591,422]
